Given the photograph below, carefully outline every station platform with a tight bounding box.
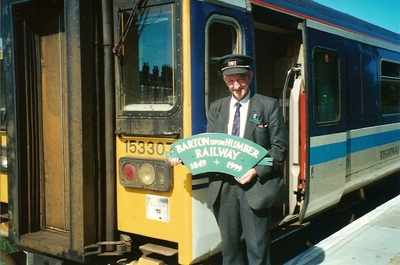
[285,195,400,265]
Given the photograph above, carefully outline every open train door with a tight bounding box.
[283,45,305,218]
[251,2,306,225]
[300,19,347,220]
[3,1,108,263]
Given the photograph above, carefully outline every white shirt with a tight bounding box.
[228,92,250,137]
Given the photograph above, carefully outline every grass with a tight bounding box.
[0,236,19,265]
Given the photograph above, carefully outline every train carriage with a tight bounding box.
[0,0,399,264]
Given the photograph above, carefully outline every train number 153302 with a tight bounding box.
[124,140,172,156]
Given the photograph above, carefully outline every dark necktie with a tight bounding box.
[232,102,241,136]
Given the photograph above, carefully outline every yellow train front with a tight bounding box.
[113,1,223,263]
[116,137,220,264]
[2,0,400,264]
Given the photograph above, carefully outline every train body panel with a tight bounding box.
[0,172,6,203]
[301,16,400,219]
[1,132,7,203]
[1,0,399,264]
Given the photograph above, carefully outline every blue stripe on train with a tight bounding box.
[310,129,400,165]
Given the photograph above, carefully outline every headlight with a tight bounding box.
[138,163,155,185]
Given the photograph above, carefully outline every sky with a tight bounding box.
[313,0,400,34]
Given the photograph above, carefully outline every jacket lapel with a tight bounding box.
[244,94,261,139]
[215,97,231,133]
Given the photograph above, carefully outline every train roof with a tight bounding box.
[252,0,400,45]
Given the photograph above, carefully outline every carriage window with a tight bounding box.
[381,60,400,114]
[313,48,340,123]
[120,4,175,112]
[205,16,242,112]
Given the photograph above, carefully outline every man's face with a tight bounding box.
[223,72,253,101]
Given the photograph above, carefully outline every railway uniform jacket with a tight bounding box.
[206,92,289,210]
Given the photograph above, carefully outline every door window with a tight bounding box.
[313,48,340,123]
[205,15,242,112]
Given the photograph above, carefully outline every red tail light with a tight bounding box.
[122,163,136,181]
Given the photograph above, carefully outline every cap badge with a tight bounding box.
[228,61,237,67]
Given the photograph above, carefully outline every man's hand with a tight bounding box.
[168,158,182,166]
[235,168,258,185]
